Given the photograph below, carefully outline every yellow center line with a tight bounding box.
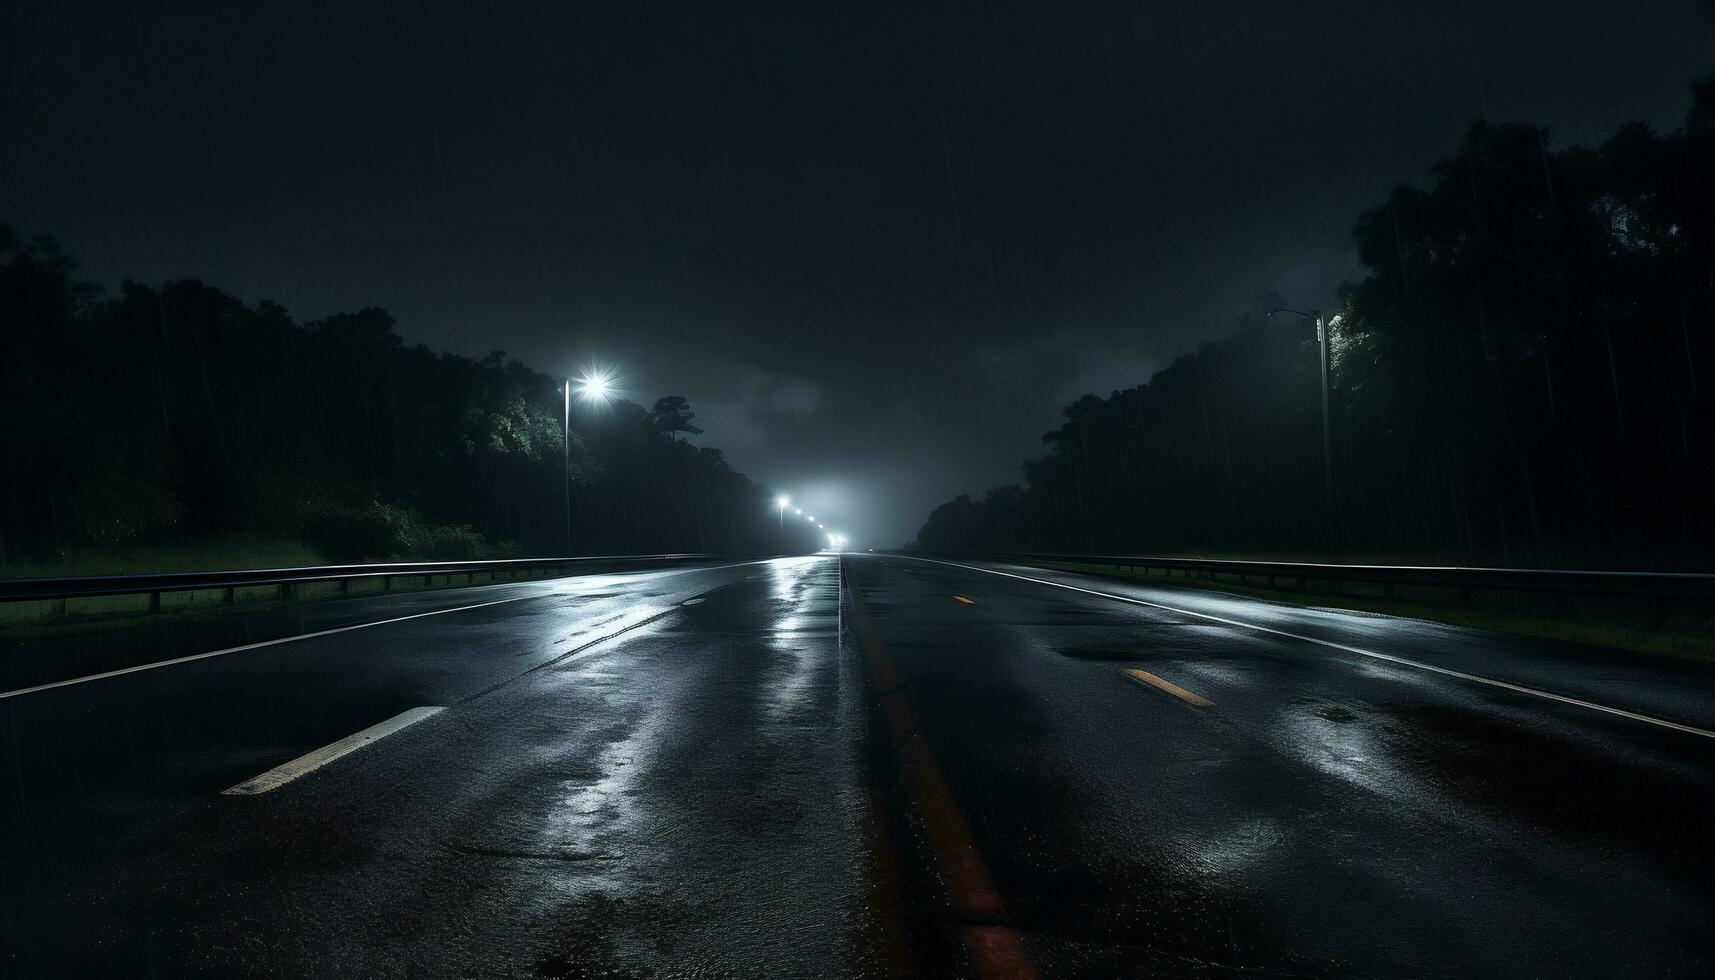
[1121,667,1213,707]
[952,594,976,605]
[847,566,1039,979]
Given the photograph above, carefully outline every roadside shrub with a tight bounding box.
[69,474,184,545]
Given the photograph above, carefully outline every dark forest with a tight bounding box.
[0,242,824,571]
[916,78,1715,569]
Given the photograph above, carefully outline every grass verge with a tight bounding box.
[0,536,329,579]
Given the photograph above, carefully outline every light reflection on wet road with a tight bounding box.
[849,554,1715,977]
[1,554,1712,977]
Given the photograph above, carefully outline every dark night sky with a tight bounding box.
[7,1,1714,545]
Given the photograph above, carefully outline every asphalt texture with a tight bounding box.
[2,554,1712,977]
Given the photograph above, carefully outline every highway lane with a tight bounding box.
[0,558,762,693]
[929,557,1715,735]
[1,553,1712,976]
[1,556,895,977]
[849,554,1715,976]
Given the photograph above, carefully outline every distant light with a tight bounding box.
[794,508,802,515]
[806,515,815,521]
[775,495,790,509]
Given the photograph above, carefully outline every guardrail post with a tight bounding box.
[149,590,161,613]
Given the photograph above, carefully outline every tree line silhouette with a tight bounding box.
[916,77,1715,569]
[0,236,822,570]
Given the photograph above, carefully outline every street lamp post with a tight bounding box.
[562,367,617,556]
[1268,307,1342,552]
[563,379,572,555]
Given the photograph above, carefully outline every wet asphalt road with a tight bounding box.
[2,554,1714,977]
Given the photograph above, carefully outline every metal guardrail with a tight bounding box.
[0,554,713,609]
[907,551,1715,603]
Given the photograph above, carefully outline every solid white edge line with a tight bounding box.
[222,706,446,795]
[0,595,529,702]
[899,556,1715,741]
[0,558,789,701]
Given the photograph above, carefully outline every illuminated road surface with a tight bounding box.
[2,555,1712,976]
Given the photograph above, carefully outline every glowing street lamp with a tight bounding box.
[775,495,790,530]
[573,367,616,404]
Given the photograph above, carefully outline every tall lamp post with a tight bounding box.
[1268,308,1342,552]
[564,367,616,556]
[562,379,572,555]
